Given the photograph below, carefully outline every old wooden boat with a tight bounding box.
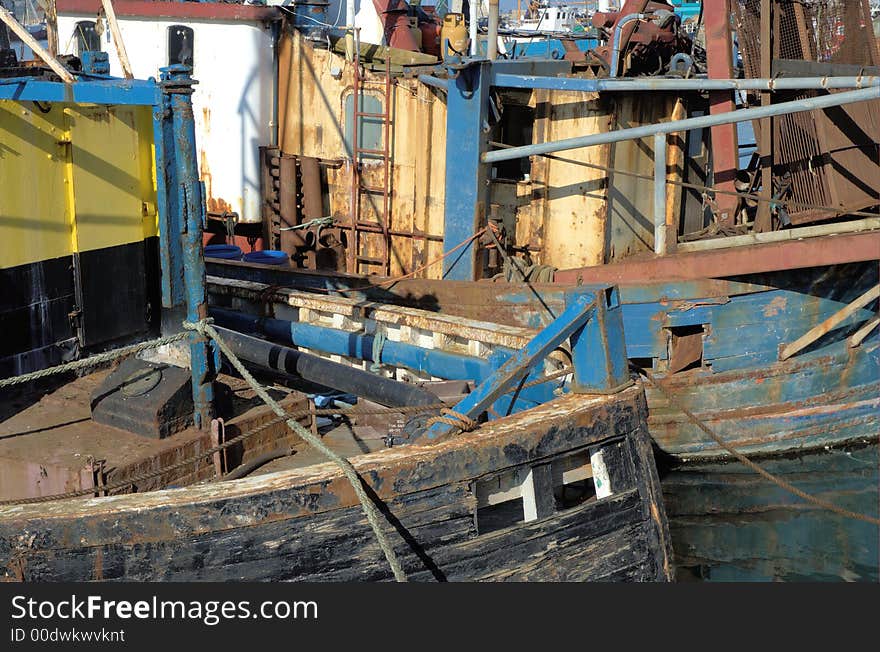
[0,33,673,581]
[1,384,673,582]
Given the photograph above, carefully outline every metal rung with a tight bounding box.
[355,148,387,156]
[356,255,385,264]
[359,185,387,193]
[355,225,386,234]
[354,111,387,119]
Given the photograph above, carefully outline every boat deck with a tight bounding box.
[0,369,312,502]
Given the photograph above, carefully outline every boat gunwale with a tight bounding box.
[0,387,642,525]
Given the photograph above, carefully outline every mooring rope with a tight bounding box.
[424,408,479,433]
[0,331,191,389]
[185,318,409,581]
[636,365,880,527]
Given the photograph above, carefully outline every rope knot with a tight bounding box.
[182,317,215,336]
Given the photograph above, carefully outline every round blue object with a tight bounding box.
[243,250,289,266]
[204,244,242,260]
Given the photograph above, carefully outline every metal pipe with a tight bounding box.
[162,65,215,429]
[345,0,356,60]
[653,133,666,255]
[609,13,645,77]
[210,307,493,383]
[418,74,449,91]
[491,73,880,93]
[482,86,880,164]
[214,326,440,408]
[676,217,880,253]
[469,0,478,56]
[487,0,499,60]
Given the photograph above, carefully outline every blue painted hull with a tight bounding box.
[663,443,879,581]
[628,265,880,460]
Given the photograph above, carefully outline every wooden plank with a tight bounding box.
[328,35,438,66]
[0,7,74,82]
[101,0,133,79]
[779,284,880,360]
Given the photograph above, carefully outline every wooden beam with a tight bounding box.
[100,0,133,79]
[849,316,880,348]
[328,34,439,66]
[0,6,75,82]
[35,0,59,55]
[780,284,880,360]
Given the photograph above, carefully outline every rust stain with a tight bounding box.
[199,148,233,214]
[763,296,788,317]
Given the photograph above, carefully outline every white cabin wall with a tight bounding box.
[56,14,274,223]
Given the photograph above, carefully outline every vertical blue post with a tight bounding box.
[160,65,214,429]
[442,62,490,281]
[567,286,630,393]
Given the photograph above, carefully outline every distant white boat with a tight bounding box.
[511,1,578,35]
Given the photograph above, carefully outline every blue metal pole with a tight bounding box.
[161,64,214,429]
[442,62,490,281]
[418,74,448,91]
[609,13,646,77]
[490,73,880,93]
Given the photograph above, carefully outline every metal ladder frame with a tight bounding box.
[348,30,393,276]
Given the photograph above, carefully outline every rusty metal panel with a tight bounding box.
[734,0,880,225]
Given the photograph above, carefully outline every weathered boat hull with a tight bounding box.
[0,387,674,582]
[663,443,879,581]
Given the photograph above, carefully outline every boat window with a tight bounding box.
[551,451,596,510]
[73,21,100,56]
[168,25,194,68]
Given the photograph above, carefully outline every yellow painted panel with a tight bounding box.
[0,101,72,269]
[68,104,157,253]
